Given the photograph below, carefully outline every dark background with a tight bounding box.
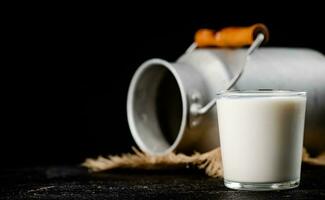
[3,3,324,167]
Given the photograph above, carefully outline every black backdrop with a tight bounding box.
[3,3,325,167]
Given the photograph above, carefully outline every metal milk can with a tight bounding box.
[127,24,325,155]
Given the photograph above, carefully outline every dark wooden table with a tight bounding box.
[0,164,324,199]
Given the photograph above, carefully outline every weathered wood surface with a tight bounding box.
[0,164,324,199]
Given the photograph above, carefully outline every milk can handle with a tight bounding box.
[189,30,266,121]
[195,23,269,48]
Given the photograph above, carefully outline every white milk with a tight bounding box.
[217,93,306,184]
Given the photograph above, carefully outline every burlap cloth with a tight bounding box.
[83,147,325,177]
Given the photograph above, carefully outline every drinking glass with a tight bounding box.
[216,90,307,190]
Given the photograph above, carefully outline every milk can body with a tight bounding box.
[127,48,325,155]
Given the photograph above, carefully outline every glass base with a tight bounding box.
[224,179,300,191]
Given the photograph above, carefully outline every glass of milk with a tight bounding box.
[216,90,306,191]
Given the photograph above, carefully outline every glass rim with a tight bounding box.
[216,89,306,98]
